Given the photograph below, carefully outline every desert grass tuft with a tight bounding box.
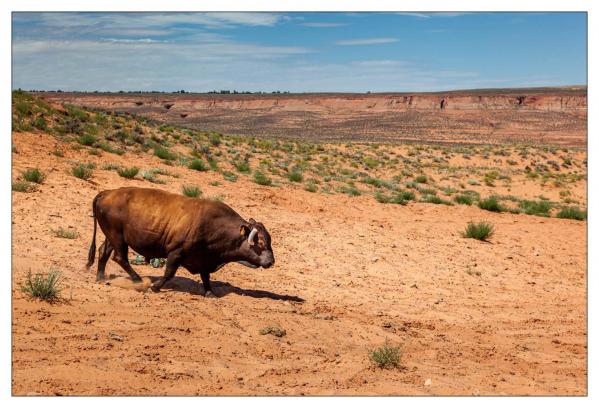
[556,206,587,221]
[182,185,202,198]
[454,194,473,205]
[519,200,552,217]
[462,222,494,241]
[117,166,139,179]
[53,227,78,239]
[188,158,209,171]
[22,167,45,184]
[12,181,35,192]
[369,342,402,369]
[254,170,273,186]
[478,196,503,212]
[20,269,62,302]
[71,164,93,180]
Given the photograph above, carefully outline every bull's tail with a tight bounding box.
[86,193,100,269]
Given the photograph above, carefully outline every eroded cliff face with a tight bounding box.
[38,89,587,146]
[41,92,587,112]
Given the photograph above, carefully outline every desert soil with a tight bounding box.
[11,131,587,396]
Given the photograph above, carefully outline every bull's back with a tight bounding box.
[96,187,201,256]
[96,187,239,258]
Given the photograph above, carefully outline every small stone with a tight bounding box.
[424,378,432,386]
[108,331,123,342]
[371,257,379,263]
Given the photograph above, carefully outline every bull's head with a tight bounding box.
[239,218,275,269]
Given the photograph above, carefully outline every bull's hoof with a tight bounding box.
[149,285,161,293]
[204,290,218,299]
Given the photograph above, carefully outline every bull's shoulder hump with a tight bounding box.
[197,199,243,219]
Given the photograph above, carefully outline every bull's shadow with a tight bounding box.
[147,275,305,302]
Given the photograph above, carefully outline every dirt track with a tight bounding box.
[11,131,587,395]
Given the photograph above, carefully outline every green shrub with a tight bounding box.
[154,146,176,160]
[254,171,272,186]
[117,166,139,179]
[77,134,97,146]
[287,170,303,183]
[208,157,219,170]
[22,168,45,184]
[12,181,34,192]
[337,184,361,196]
[422,194,452,205]
[234,160,251,173]
[103,163,121,171]
[463,222,494,241]
[375,191,391,203]
[362,177,390,188]
[519,200,552,217]
[369,342,402,369]
[415,175,428,183]
[182,185,202,198]
[71,164,93,180]
[478,196,503,212]
[53,227,78,239]
[188,158,209,171]
[556,206,587,221]
[20,269,62,302]
[397,190,415,201]
[32,116,47,130]
[222,171,238,182]
[209,133,222,146]
[454,194,473,205]
[305,180,318,192]
[141,170,165,184]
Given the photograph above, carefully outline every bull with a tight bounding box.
[85,187,275,297]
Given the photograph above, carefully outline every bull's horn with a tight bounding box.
[248,228,257,244]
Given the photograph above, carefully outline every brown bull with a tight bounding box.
[86,187,275,297]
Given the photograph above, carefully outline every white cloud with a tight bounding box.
[395,12,468,18]
[336,38,399,46]
[301,22,347,27]
[102,38,169,44]
[13,12,285,40]
[395,13,431,18]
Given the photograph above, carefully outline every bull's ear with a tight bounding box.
[240,224,251,237]
[248,218,256,224]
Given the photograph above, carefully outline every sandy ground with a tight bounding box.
[11,132,587,395]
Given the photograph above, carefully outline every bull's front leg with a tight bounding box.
[150,249,182,292]
[200,270,217,298]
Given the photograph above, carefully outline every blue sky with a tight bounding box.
[12,12,587,92]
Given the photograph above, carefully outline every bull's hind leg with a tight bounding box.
[150,249,182,293]
[112,241,143,282]
[96,240,113,281]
